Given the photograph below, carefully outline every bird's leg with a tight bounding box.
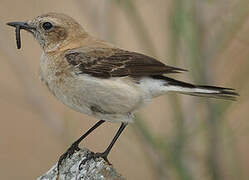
[58,120,105,170]
[80,122,127,167]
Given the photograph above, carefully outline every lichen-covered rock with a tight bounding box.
[37,148,126,180]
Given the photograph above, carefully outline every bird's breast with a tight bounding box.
[39,52,90,113]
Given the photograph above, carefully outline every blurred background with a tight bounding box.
[0,0,248,179]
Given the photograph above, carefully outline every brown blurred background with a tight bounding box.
[0,0,249,179]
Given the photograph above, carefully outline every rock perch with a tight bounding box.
[37,148,126,180]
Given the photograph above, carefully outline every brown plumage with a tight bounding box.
[65,48,186,78]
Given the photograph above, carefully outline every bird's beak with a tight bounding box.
[7,22,35,33]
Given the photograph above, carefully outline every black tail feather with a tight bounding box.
[151,75,239,101]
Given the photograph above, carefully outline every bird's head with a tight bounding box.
[7,13,88,52]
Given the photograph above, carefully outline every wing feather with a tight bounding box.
[65,48,186,78]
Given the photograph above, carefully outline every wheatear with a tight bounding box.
[7,13,238,169]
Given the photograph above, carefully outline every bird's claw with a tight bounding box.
[57,142,80,170]
[79,151,111,169]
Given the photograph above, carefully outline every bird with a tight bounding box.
[7,12,238,170]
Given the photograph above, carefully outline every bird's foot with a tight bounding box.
[57,142,80,171]
[79,151,111,169]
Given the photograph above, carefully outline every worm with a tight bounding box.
[15,25,21,49]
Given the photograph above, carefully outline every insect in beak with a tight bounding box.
[7,22,35,49]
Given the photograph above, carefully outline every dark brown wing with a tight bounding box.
[65,48,186,78]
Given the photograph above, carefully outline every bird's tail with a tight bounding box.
[152,75,239,100]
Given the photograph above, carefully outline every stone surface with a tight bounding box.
[37,148,126,180]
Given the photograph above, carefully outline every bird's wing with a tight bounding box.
[65,48,186,78]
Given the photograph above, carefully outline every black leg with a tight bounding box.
[80,122,127,166]
[58,120,105,170]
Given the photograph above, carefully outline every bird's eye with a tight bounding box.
[42,22,53,30]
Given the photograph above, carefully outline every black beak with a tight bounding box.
[6,22,35,32]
